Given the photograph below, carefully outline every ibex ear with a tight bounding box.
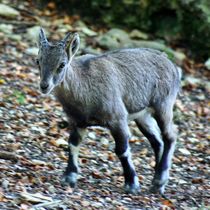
[38,28,48,47]
[66,33,80,61]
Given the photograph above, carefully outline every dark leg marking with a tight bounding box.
[151,105,177,194]
[135,121,163,169]
[109,120,140,194]
[63,127,86,187]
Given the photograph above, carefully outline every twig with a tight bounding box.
[31,200,63,209]
[79,154,95,159]
[0,151,18,162]
[190,197,200,207]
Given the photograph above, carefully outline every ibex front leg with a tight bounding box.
[109,120,140,194]
[64,127,86,187]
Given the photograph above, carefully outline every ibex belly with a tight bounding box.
[128,108,154,121]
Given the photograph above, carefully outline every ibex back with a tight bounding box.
[36,29,181,194]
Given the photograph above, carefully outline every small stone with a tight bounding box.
[179,179,187,184]
[2,179,9,190]
[80,27,97,36]
[91,202,103,208]
[7,34,22,41]
[25,47,39,56]
[31,159,47,165]
[26,26,40,42]
[174,51,186,65]
[100,137,109,146]
[57,24,73,34]
[81,200,90,207]
[47,185,56,193]
[105,197,112,202]
[88,132,96,139]
[0,24,13,34]
[184,75,201,86]
[204,58,210,70]
[178,148,191,155]
[51,138,68,147]
[6,133,14,140]
[0,4,20,18]
[112,200,121,206]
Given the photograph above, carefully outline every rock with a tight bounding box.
[0,4,20,18]
[132,40,186,64]
[97,34,120,49]
[25,47,39,56]
[7,34,22,41]
[106,28,130,42]
[80,27,97,36]
[97,28,130,49]
[130,29,148,40]
[74,20,85,27]
[57,24,73,34]
[204,58,210,70]
[74,20,97,36]
[0,24,13,34]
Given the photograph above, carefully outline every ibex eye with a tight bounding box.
[57,62,65,73]
[35,59,39,66]
[59,63,65,69]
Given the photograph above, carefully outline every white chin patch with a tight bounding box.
[41,88,51,95]
[40,85,54,95]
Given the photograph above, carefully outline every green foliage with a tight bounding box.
[13,90,26,105]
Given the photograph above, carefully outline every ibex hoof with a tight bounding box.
[124,183,140,195]
[150,183,165,195]
[62,172,78,188]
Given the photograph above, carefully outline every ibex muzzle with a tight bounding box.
[36,28,181,195]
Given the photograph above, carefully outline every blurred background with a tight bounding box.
[35,0,210,60]
[0,0,209,209]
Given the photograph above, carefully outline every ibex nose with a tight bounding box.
[40,81,49,90]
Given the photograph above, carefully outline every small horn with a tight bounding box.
[39,28,49,46]
[62,32,72,47]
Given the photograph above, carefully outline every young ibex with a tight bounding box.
[36,29,181,194]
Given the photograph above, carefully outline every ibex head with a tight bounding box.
[36,28,80,94]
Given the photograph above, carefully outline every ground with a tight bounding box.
[0,1,209,210]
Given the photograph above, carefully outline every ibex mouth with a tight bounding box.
[40,85,54,95]
[40,87,48,94]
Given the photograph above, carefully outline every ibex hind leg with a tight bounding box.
[135,109,164,168]
[151,100,177,194]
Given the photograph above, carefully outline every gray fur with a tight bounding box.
[37,30,181,194]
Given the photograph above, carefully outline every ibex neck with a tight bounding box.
[54,62,88,105]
